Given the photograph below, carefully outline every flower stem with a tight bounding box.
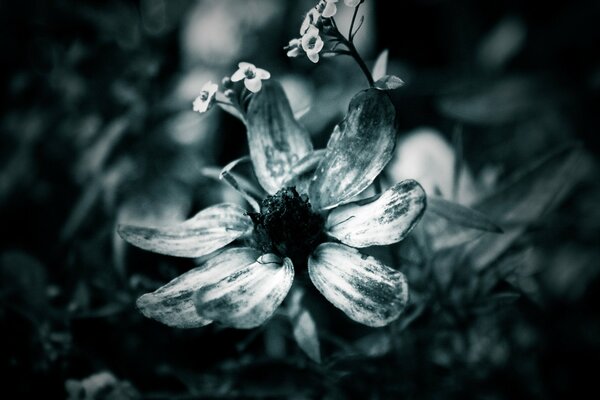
[330,17,374,87]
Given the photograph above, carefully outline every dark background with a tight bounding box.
[1,0,599,398]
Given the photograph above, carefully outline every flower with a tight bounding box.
[301,25,324,63]
[300,8,321,35]
[344,0,362,7]
[230,62,271,93]
[118,80,426,329]
[285,38,303,58]
[192,81,218,113]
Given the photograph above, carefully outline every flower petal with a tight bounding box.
[322,2,337,18]
[195,254,294,329]
[246,80,313,194]
[238,61,254,70]
[230,68,245,82]
[309,89,397,209]
[308,243,408,327]
[136,247,260,328]
[244,77,263,93]
[255,68,271,80]
[307,51,320,63]
[281,149,327,195]
[325,180,426,247]
[117,203,252,258]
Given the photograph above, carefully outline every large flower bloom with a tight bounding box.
[118,81,426,329]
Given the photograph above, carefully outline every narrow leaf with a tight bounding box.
[428,196,503,233]
[372,49,388,81]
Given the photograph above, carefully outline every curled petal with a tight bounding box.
[246,80,313,194]
[244,77,263,93]
[195,254,294,329]
[136,248,260,328]
[326,180,426,247]
[309,89,397,210]
[309,243,409,327]
[118,203,252,258]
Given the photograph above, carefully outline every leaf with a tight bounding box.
[427,196,503,233]
[468,144,591,270]
[372,49,388,81]
[287,287,321,363]
[373,75,404,91]
[309,89,397,210]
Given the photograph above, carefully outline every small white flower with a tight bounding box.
[230,62,271,93]
[322,0,338,18]
[301,25,324,63]
[192,81,218,113]
[300,8,321,35]
[285,38,303,58]
[344,0,361,7]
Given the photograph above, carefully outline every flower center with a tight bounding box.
[244,68,256,79]
[199,91,209,101]
[248,187,324,268]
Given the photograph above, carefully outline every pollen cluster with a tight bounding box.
[248,187,324,267]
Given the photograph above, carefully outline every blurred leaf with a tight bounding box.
[437,76,548,125]
[468,145,591,270]
[372,49,388,81]
[0,251,48,317]
[288,287,321,363]
[373,75,404,91]
[428,196,503,233]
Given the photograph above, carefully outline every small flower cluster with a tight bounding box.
[285,0,363,63]
[192,62,271,114]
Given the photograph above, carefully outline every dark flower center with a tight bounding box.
[248,187,324,268]
[244,68,256,79]
[199,91,209,101]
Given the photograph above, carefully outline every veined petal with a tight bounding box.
[244,77,263,93]
[195,254,294,329]
[246,80,313,194]
[308,243,409,327]
[136,247,260,328]
[118,203,252,258]
[326,180,426,247]
[309,89,397,210]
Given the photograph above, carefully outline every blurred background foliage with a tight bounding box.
[1,0,599,398]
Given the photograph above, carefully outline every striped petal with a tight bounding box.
[136,248,260,328]
[325,180,426,247]
[309,89,396,210]
[117,203,252,258]
[246,80,313,194]
[281,149,326,195]
[308,243,408,327]
[195,254,294,329]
